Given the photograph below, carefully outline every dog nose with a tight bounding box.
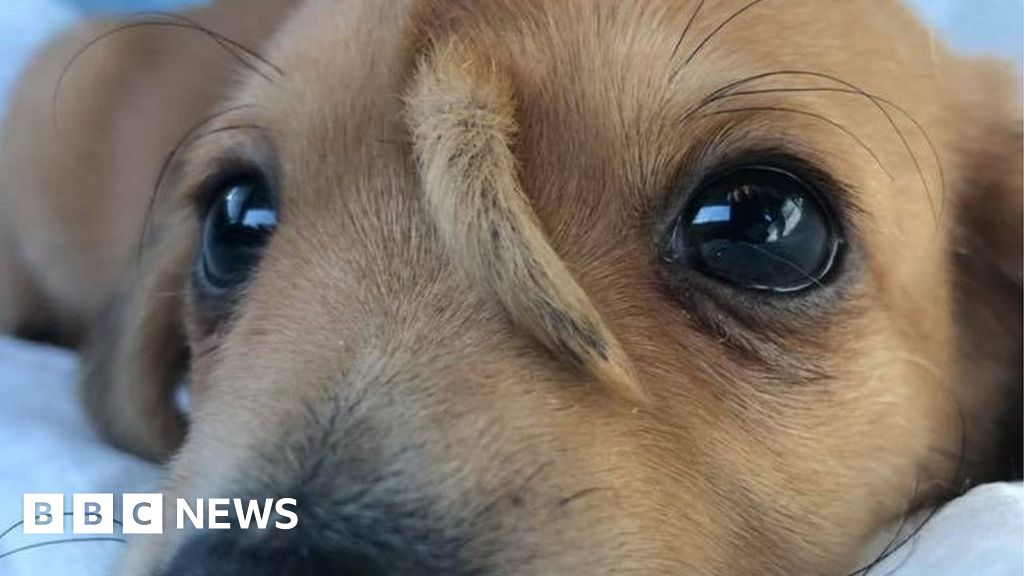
[162,533,386,576]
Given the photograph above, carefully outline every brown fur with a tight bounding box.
[0,0,1020,574]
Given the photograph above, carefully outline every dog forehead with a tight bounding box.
[255,0,935,121]
[247,0,941,145]
[408,0,935,94]
[257,0,940,164]
[239,0,952,247]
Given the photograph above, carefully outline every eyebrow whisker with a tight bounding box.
[681,70,945,223]
[55,15,283,134]
[717,88,944,220]
[130,11,285,78]
[696,105,895,180]
[673,0,777,76]
[669,0,706,60]
[137,105,258,268]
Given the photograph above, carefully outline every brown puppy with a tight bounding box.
[0,0,1020,574]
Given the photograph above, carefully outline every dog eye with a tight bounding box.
[666,166,841,293]
[197,175,278,295]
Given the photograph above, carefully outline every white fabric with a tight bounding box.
[0,337,161,576]
[0,1,1020,575]
[860,482,1024,576]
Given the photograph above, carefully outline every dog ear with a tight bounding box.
[409,41,645,402]
[79,217,193,462]
[948,58,1022,480]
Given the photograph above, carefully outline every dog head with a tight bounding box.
[80,1,1021,574]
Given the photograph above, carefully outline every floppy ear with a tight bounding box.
[80,219,192,462]
[948,59,1023,480]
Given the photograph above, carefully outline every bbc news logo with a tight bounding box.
[23,494,298,535]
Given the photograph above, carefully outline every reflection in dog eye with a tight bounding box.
[197,175,278,295]
[669,165,842,293]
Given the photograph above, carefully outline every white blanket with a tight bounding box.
[0,338,161,576]
[0,2,1020,575]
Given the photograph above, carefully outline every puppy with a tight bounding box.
[0,0,1020,574]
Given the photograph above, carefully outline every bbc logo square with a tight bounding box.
[123,493,163,534]
[73,493,114,534]
[23,494,64,534]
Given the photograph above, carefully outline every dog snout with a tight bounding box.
[160,489,467,576]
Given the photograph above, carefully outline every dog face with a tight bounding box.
[74,1,1019,574]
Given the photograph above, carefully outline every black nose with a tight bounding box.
[162,533,389,576]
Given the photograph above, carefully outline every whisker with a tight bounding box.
[696,106,894,179]
[682,70,944,223]
[727,88,943,220]
[843,502,945,576]
[553,486,609,510]
[188,123,272,143]
[129,11,284,78]
[678,0,777,71]
[137,104,256,267]
[874,478,922,566]
[134,121,270,288]
[54,17,282,133]
[842,350,972,576]
[148,122,271,203]
[734,241,826,290]
[669,0,706,60]
[0,513,123,544]
[475,461,554,518]
[0,537,125,561]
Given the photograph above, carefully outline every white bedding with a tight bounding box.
[0,2,1020,575]
[0,338,161,576]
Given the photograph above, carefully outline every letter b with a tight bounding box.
[23,494,64,535]
[73,494,114,534]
